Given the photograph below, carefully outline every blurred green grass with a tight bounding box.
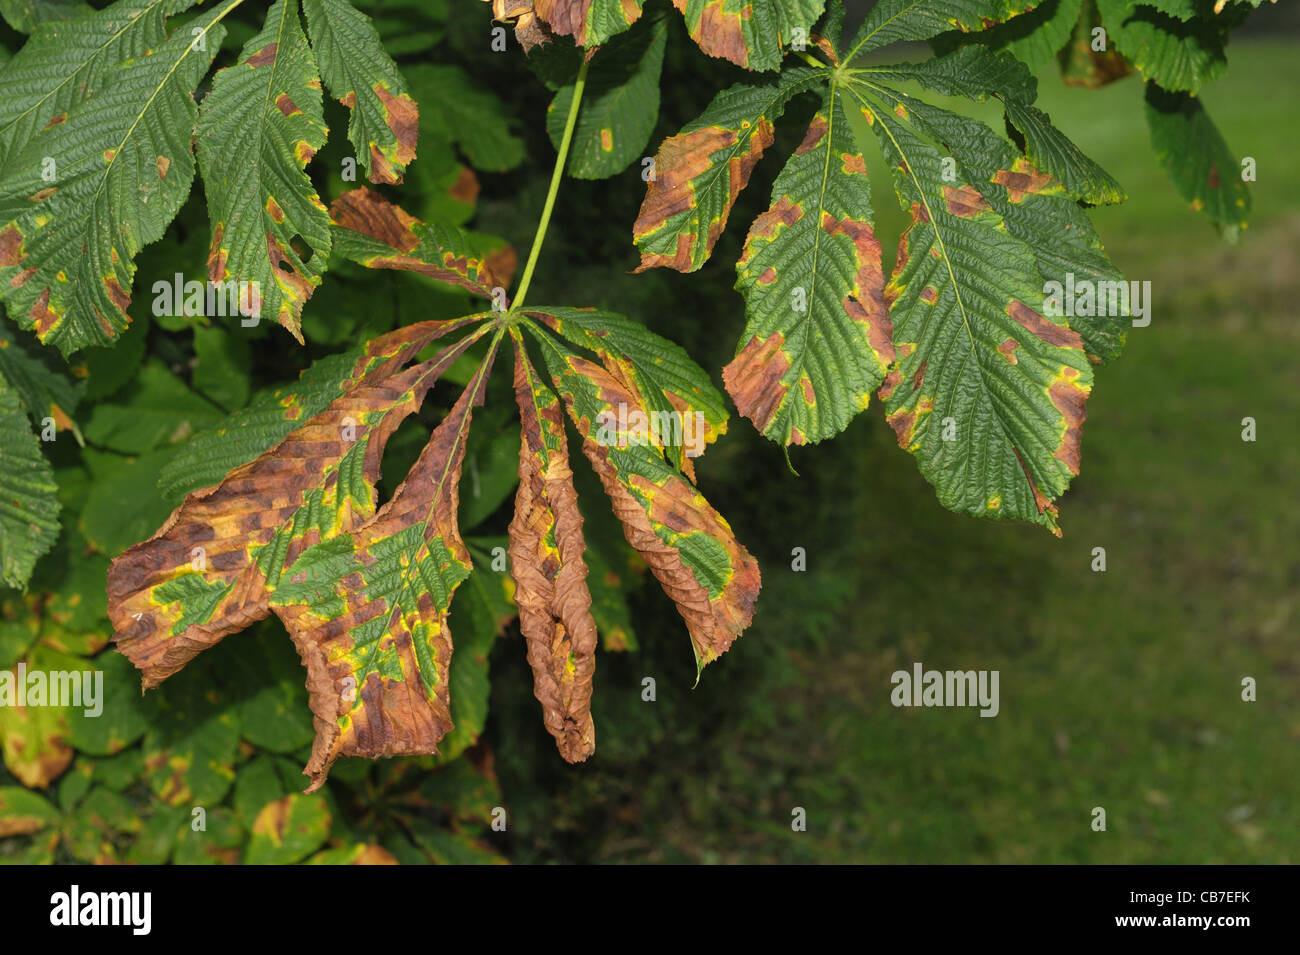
[493,41,1300,864]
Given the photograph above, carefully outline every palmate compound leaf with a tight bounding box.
[0,0,231,356]
[634,32,1126,531]
[528,0,827,71]
[198,0,331,344]
[109,190,761,778]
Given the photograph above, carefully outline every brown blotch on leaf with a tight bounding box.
[998,338,1020,364]
[993,164,1053,203]
[0,225,24,267]
[276,94,301,117]
[878,368,904,401]
[1208,162,1220,189]
[723,332,790,437]
[1007,299,1084,350]
[739,195,802,267]
[537,0,642,46]
[920,286,938,304]
[885,395,933,449]
[27,187,55,203]
[449,165,480,207]
[331,187,418,250]
[822,213,896,367]
[681,0,750,68]
[330,188,502,296]
[157,155,171,180]
[942,184,991,217]
[371,86,418,184]
[29,288,58,337]
[912,360,927,392]
[247,43,278,68]
[1049,367,1088,475]
[794,114,829,156]
[104,276,130,314]
[1013,447,1062,536]
[207,223,227,282]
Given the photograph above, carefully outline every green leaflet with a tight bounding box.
[1095,0,1245,94]
[879,93,1127,362]
[141,663,241,806]
[0,366,59,587]
[193,325,252,411]
[847,83,1093,532]
[843,0,1041,62]
[0,0,194,170]
[862,45,1125,205]
[933,0,1086,72]
[525,305,730,469]
[198,0,330,344]
[301,0,418,184]
[64,650,152,756]
[1145,81,1250,241]
[546,10,667,180]
[0,318,83,437]
[0,0,91,34]
[1058,0,1131,87]
[729,84,895,446]
[245,793,331,863]
[632,68,824,273]
[0,1,229,356]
